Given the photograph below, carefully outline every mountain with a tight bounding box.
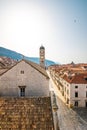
[0,47,56,66]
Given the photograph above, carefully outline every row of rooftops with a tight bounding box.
[48,63,87,84]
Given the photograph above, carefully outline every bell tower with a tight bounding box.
[39,45,45,69]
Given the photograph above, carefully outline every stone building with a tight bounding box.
[48,64,87,107]
[0,59,49,97]
[0,47,59,130]
[63,73,87,107]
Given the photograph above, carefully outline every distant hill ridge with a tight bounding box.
[0,47,56,66]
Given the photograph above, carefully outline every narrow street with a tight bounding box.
[48,71,87,130]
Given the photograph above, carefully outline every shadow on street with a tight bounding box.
[72,108,87,122]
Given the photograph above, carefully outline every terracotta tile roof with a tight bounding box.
[0,97,54,130]
[49,63,87,84]
[63,73,87,84]
[70,73,87,84]
[0,56,17,67]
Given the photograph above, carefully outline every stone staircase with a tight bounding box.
[0,97,54,130]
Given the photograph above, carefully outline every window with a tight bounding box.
[67,98,69,104]
[85,77,87,81]
[67,89,69,95]
[86,91,87,97]
[20,70,24,74]
[20,87,25,97]
[74,101,78,107]
[75,86,78,88]
[75,92,78,97]
[18,86,26,97]
[85,101,87,107]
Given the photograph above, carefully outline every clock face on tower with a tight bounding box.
[40,50,44,53]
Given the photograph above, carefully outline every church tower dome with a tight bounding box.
[39,45,45,69]
[40,45,45,50]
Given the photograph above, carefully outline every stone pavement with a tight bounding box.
[57,96,87,130]
[72,108,87,122]
[48,71,87,130]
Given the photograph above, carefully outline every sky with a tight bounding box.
[0,0,87,64]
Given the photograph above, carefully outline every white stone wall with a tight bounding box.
[70,84,87,107]
[0,61,49,97]
[62,80,87,107]
[63,80,70,103]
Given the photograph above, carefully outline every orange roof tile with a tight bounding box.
[63,73,87,84]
